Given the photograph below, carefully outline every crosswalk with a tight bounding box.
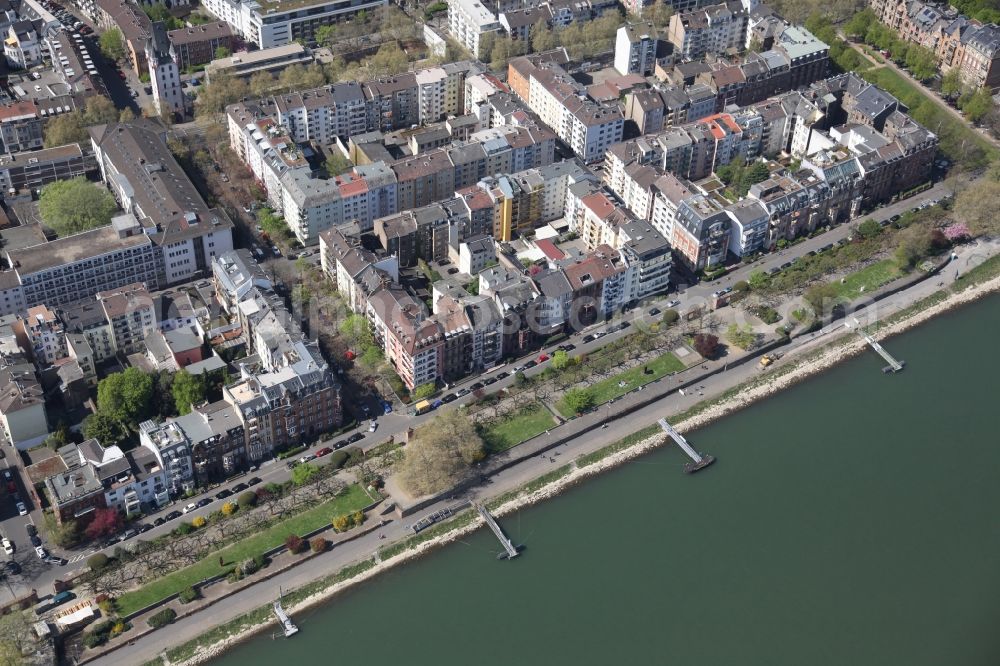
[67,551,91,564]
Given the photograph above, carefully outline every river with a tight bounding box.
[212,294,1000,666]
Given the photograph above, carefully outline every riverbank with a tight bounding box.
[147,268,1000,666]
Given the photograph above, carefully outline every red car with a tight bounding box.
[315,447,333,457]
[538,353,549,362]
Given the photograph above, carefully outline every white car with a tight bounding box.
[1,538,12,555]
[182,502,197,514]
[34,545,47,559]
[16,502,27,516]
[368,420,377,433]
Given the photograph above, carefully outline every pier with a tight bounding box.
[657,418,716,473]
[273,595,298,637]
[473,503,520,560]
[849,321,904,373]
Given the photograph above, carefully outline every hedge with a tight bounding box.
[148,608,177,629]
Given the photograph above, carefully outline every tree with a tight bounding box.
[172,370,207,416]
[857,219,882,239]
[894,225,933,268]
[843,8,875,40]
[953,177,1000,237]
[339,313,373,347]
[367,43,409,78]
[413,382,437,400]
[248,71,275,97]
[904,43,938,81]
[82,411,126,446]
[747,270,770,291]
[551,350,571,370]
[396,410,485,496]
[214,45,231,60]
[119,107,136,122]
[85,507,123,540]
[803,282,841,317]
[692,333,720,359]
[87,553,109,571]
[959,88,993,123]
[562,387,595,414]
[195,72,248,116]
[97,367,154,427]
[661,309,680,325]
[530,20,557,53]
[325,151,352,177]
[647,0,673,28]
[278,63,325,91]
[99,27,125,61]
[940,68,964,99]
[291,463,318,485]
[310,536,328,553]
[725,323,756,350]
[315,24,338,48]
[38,177,117,236]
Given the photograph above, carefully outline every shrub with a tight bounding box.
[221,501,237,516]
[96,596,117,615]
[351,510,364,526]
[328,451,349,469]
[733,280,749,293]
[343,447,364,467]
[178,586,199,604]
[191,516,207,528]
[237,491,257,508]
[661,309,680,325]
[757,307,781,324]
[87,553,109,571]
[253,554,267,570]
[333,514,350,532]
[174,522,194,536]
[310,537,328,553]
[111,621,126,636]
[147,608,177,629]
[285,534,305,554]
[238,558,259,577]
[83,631,108,648]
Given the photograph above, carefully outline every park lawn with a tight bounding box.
[116,484,373,617]
[833,259,902,301]
[555,351,684,418]
[479,404,556,453]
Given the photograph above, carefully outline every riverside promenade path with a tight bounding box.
[95,236,1000,666]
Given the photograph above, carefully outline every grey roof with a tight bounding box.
[535,269,572,298]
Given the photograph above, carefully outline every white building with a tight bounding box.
[448,0,501,58]
[146,23,186,119]
[200,0,388,48]
[615,23,658,76]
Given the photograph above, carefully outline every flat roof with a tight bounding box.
[9,225,152,276]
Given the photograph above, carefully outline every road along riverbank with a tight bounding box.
[132,266,1000,666]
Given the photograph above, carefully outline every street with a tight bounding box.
[91,228,999,666]
[0,183,954,603]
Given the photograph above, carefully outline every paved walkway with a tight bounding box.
[91,235,1000,666]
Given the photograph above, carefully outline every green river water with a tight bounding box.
[213,295,1000,666]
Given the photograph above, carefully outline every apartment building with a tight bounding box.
[168,21,234,70]
[205,43,313,83]
[0,143,97,194]
[615,22,660,76]
[0,101,43,154]
[94,0,152,74]
[200,0,388,48]
[90,121,235,285]
[668,1,748,60]
[509,54,624,162]
[97,283,157,356]
[449,0,502,58]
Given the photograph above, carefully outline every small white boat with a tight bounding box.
[273,593,298,637]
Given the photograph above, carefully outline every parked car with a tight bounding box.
[165,510,182,521]
[28,532,40,547]
[455,388,470,398]
[648,308,660,316]
[196,498,212,508]
[482,376,497,385]
[2,538,13,555]
[153,517,166,527]
[368,420,378,433]
[582,334,595,343]
[16,502,26,516]
[332,440,348,450]
[182,503,197,514]
[122,528,138,540]
[447,267,459,274]
[298,454,315,465]
[231,482,249,493]
[537,354,549,363]
[215,489,233,500]
[666,300,680,308]
[524,360,537,369]
[34,545,47,559]
[316,447,333,457]
[51,591,74,606]
[247,477,262,486]
[469,382,484,390]
[382,401,392,414]
[138,523,153,533]
[496,371,509,380]
[44,556,66,566]
[441,393,457,403]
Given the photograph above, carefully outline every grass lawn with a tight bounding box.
[833,259,902,301]
[116,484,374,617]
[479,404,555,453]
[555,351,684,418]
